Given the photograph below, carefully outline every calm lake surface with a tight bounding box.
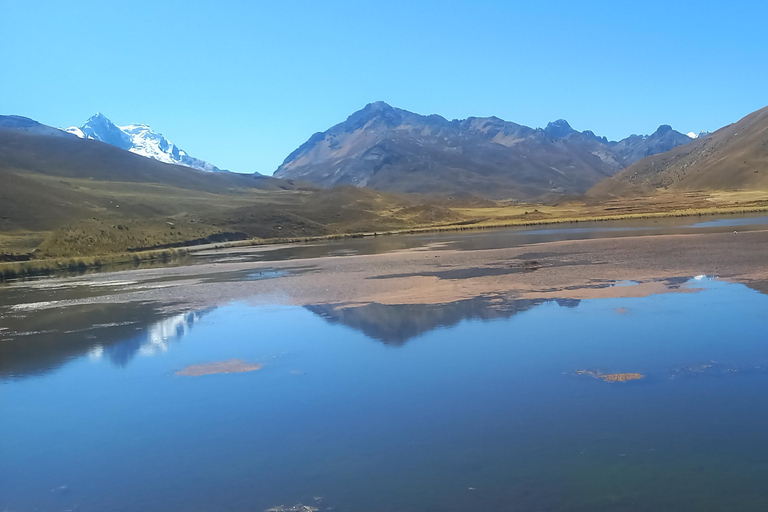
[193,212,768,263]
[3,215,768,512]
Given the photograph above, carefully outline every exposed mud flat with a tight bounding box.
[4,227,768,324]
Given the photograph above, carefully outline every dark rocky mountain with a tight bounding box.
[274,102,694,199]
[591,105,768,195]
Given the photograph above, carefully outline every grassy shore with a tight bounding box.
[0,248,190,281]
[3,189,768,282]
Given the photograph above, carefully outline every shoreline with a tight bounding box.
[4,227,768,318]
[3,203,768,282]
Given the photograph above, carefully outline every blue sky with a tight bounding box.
[2,0,767,174]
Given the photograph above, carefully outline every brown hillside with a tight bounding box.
[591,105,768,195]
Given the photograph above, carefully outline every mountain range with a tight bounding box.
[274,101,695,199]
[66,113,225,173]
[2,102,768,262]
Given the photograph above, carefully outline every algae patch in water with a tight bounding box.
[176,359,263,377]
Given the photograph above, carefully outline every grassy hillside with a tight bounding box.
[0,130,463,260]
[0,129,410,258]
[591,105,768,195]
[0,129,302,193]
[0,169,447,259]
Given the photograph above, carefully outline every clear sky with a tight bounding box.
[2,0,767,174]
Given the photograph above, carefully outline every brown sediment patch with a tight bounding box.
[176,359,263,377]
[601,372,644,382]
[576,370,644,382]
[615,307,629,314]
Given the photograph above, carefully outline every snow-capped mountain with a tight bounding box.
[66,113,224,172]
[686,130,713,139]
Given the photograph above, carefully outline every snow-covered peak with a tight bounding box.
[686,131,698,139]
[65,114,224,172]
[65,126,86,138]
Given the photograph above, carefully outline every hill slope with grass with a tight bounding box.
[591,105,768,196]
[0,118,459,262]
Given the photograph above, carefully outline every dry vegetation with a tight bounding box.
[2,136,768,281]
[4,184,768,282]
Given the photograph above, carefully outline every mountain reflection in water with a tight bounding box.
[306,296,580,345]
[4,275,768,381]
[0,304,205,380]
[6,276,768,512]
[0,295,582,379]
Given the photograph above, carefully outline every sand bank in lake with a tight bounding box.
[576,370,645,382]
[176,359,263,377]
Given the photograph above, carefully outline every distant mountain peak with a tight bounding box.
[83,112,116,130]
[367,100,394,111]
[346,101,403,130]
[545,119,576,138]
[66,114,224,172]
[654,124,674,135]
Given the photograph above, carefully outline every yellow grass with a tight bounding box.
[0,248,189,281]
[3,189,768,281]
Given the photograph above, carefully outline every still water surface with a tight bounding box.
[3,215,768,511]
[194,212,768,263]
[3,276,768,511]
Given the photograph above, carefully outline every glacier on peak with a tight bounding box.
[66,114,223,173]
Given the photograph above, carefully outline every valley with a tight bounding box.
[3,103,768,280]
[5,4,768,512]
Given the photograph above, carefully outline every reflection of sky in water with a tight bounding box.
[689,215,768,228]
[230,213,768,263]
[4,277,768,512]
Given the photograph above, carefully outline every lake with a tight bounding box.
[3,214,768,512]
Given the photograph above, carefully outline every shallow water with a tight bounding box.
[193,211,768,263]
[3,275,768,511]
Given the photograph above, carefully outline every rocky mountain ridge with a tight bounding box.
[275,101,694,198]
